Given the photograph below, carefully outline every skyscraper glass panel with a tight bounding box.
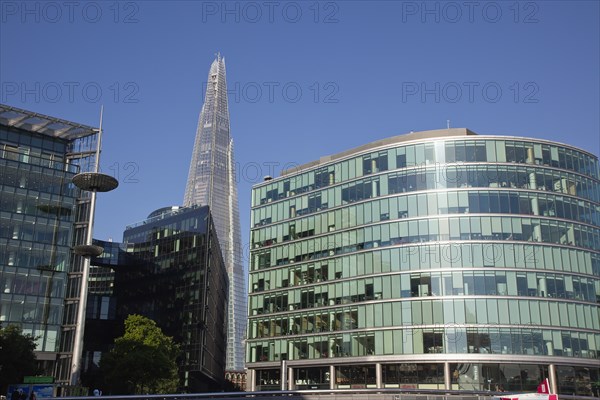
[184,55,245,371]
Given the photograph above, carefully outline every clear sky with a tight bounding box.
[1,1,599,269]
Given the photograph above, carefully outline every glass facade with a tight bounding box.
[0,127,77,353]
[184,54,246,372]
[0,105,99,384]
[81,240,123,390]
[82,206,229,392]
[247,129,600,396]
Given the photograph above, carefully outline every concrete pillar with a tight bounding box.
[546,341,554,355]
[288,366,294,390]
[375,363,382,388]
[330,365,336,390]
[527,148,534,164]
[566,226,575,245]
[444,362,451,390]
[248,369,256,392]
[529,172,538,190]
[529,172,541,241]
[329,332,336,358]
[538,277,548,297]
[281,360,287,391]
[548,364,557,394]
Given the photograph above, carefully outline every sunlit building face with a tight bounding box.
[247,128,600,396]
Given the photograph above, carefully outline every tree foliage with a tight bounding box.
[100,315,180,394]
[0,325,39,395]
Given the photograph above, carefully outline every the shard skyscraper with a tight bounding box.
[184,54,245,372]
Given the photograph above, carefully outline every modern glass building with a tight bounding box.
[184,54,246,372]
[82,205,229,392]
[0,104,100,384]
[247,128,600,396]
[81,239,123,391]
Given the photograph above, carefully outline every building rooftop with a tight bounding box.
[282,128,477,176]
[124,204,206,231]
[0,103,98,140]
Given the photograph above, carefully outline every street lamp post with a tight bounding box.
[69,107,118,386]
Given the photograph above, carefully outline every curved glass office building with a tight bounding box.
[246,128,600,396]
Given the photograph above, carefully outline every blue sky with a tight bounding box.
[1,1,599,267]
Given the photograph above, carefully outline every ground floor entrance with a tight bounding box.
[248,362,598,397]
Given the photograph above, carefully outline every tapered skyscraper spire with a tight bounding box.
[184,55,246,371]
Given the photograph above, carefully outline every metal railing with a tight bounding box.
[51,388,599,400]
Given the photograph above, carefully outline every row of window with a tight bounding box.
[252,216,600,271]
[2,162,79,197]
[87,265,116,296]
[1,269,65,298]
[1,241,71,271]
[1,127,70,154]
[249,270,599,317]
[252,190,600,248]
[91,241,127,266]
[254,139,599,206]
[0,190,75,221]
[1,219,73,246]
[2,320,62,352]
[1,210,76,229]
[0,299,62,325]
[247,326,599,362]
[0,146,77,173]
[253,164,600,227]
[250,244,600,295]
[123,213,208,244]
[126,208,208,232]
[248,298,600,339]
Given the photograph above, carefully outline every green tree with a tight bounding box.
[0,325,40,395]
[100,315,180,394]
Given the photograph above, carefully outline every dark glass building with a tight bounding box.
[83,205,229,392]
[247,128,600,396]
[81,240,124,390]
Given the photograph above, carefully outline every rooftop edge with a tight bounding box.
[282,128,477,176]
[0,103,98,141]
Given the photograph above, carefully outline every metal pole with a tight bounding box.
[548,364,557,395]
[280,360,287,391]
[329,365,335,390]
[444,362,451,390]
[70,106,103,385]
[248,369,256,392]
